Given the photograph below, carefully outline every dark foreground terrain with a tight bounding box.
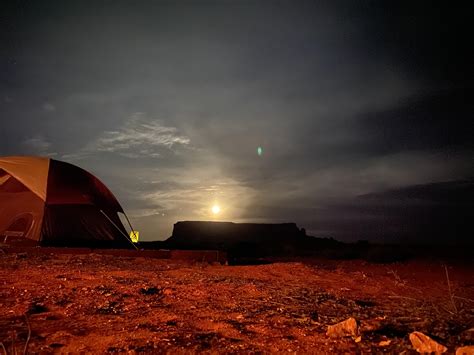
[1,251,473,353]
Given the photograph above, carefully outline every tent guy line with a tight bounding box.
[100,209,138,250]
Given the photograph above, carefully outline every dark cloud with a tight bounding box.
[313,180,474,244]
[359,88,474,155]
[242,179,474,244]
[1,1,472,242]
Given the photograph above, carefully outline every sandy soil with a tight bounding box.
[1,251,473,353]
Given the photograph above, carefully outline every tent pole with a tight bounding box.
[123,212,138,243]
[99,210,138,250]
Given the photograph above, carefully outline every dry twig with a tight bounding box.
[0,342,7,355]
[443,264,458,314]
[10,331,15,355]
[388,295,422,302]
[388,269,406,286]
[23,315,31,355]
[453,295,474,303]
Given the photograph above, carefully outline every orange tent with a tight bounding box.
[0,156,131,248]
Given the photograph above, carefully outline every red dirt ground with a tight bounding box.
[1,251,473,353]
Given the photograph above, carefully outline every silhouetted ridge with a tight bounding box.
[163,221,339,258]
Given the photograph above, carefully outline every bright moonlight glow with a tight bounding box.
[211,205,221,215]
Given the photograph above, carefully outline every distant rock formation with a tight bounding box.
[163,221,339,257]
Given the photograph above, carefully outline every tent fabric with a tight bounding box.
[0,169,45,242]
[0,156,130,248]
[0,156,50,201]
[0,190,45,241]
[41,205,129,247]
[46,159,124,212]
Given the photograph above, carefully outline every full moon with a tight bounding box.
[211,205,221,215]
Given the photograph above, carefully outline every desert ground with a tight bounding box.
[1,250,473,353]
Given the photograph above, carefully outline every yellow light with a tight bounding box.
[129,230,139,243]
[211,205,221,215]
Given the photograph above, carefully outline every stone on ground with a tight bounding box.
[326,317,358,338]
[409,331,447,353]
[456,345,474,355]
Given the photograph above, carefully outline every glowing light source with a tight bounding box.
[129,230,139,243]
[257,146,263,156]
[211,205,221,215]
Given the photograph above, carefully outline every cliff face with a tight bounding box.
[164,221,308,257]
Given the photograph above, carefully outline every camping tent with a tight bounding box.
[0,156,131,248]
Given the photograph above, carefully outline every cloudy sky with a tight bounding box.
[1,1,473,243]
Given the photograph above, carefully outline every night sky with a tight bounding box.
[1,1,473,243]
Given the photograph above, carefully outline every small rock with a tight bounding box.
[409,331,447,353]
[379,340,391,347]
[49,343,65,349]
[28,302,48,314]
[326,317,358,338]
[456,346,474,355]
[140,286,161,295]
